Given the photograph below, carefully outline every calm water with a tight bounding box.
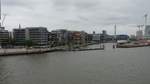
[0,44,150,84]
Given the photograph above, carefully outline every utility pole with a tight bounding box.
[99,32,101,48]
[144,14,148,36]
[113,24,117,49]
[114,24,117,42]
[144,14,148,28]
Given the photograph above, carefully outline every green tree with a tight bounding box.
[25,39,34,48]
[9,38,15,45]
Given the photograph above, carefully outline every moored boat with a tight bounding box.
[117,41,150,48]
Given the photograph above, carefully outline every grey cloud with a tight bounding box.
[3,0,35,9]
[2,0,150,35]
[3,0,25,6]
[73,0,100,10]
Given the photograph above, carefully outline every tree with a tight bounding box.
[25,39,34,48]
[9,38,15,45]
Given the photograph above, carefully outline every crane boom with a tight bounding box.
[2,14,6,26]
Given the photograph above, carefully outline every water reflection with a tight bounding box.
[0,44,150,84]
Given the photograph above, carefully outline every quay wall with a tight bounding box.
[0,47,67,56]
[0,44,105,56]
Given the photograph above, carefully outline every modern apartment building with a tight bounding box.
[51,29,69,45]
[13,28,26,45]
[13,27,49,46]
[0,27,10,48]
[71,31,87,45]
[26,27,49,46]
[48,32,58,46]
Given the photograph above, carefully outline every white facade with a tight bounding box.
[136,30,143,39]
[92,34,100,41]
[145,25,150,37]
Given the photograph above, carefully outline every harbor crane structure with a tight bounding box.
[0,0,7,28]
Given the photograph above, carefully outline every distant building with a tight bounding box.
[136,30,143,40]
[92,34,101,42]
[92,30,129,43]
[105,35,114,42]
[0,27,10,48]
[48,32,55,46]
[87,34,93,42]
[26,27,49,46]
[0,27,5,30]
[92,30,111,43]
[80,31,87,44]
[13,28,26,45]
[13,27,49,46]
[51,29,69,46]
[49,30,87,46]
[116,35,129,40]
[102,30,107,36]
[145,25,150,37]
[71,31,87,45]
[130,35,137,41]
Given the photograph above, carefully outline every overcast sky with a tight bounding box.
[2,0,150,35]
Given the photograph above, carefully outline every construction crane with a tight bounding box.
[2,14,7,26]
[137,25,144,31]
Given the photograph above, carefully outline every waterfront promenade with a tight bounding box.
[0,44,105,56]
[0,47,67,56]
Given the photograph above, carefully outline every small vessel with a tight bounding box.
[117,41,150,48]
